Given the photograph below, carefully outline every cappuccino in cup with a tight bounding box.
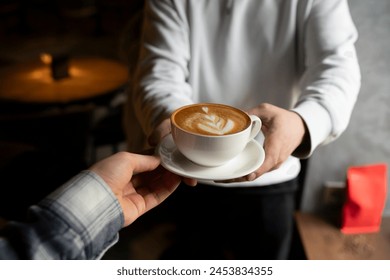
[171,103,261,167]
[172,104,249,136]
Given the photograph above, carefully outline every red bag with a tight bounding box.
[341,163,387,234]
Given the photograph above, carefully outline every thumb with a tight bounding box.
[258,133,282,175]
[128,153,161,175]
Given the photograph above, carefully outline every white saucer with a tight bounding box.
[157,134,265,181]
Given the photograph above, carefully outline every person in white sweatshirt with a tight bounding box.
[124,0,361,259]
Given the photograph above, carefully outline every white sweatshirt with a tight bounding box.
[125,0,361,186]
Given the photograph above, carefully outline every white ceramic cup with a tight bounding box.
[170,103,262,167]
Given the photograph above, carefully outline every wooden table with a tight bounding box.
[0,56,128,105]
[295,212,390,260]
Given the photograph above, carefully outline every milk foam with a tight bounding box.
[197,119,234,135]
[185,106,236,135]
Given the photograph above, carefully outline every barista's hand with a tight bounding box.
[148,118,171,147]
[148,118,197,187]
[219,103,308,183]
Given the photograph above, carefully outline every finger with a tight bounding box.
[214,177,247,184]
[247,103,273,119]
[131,167,162,189]
[136,168,181,208]
[157,169,182,194]
[127,153,161,175]
[254,134,284,176]
[181,177,198,186]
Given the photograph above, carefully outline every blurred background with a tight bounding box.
[300,0,390,217]
[0,0,143,218]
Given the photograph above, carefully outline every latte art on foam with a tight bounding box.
[173,104,249,136]
[188,107,235,135]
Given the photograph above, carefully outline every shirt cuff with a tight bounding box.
[39,170,124,259]
[291,100,332,157]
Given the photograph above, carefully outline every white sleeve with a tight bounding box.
[132,0,193,137]
[292,0,361,156]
